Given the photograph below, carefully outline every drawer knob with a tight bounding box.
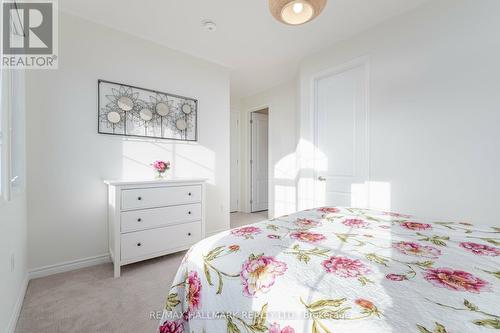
[188,192,192,196]
[137,218,142,222]
[187,232,192,236]
[188,211,192,215]
[137,242,142,247]
[137,196,142,201]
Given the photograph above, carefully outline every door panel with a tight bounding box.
[315,64,368,207]
[251,112,268,212]
[230,112,240,212]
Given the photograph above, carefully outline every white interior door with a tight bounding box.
[314,64,368,207]
[251,112,268,212]
[230,112,240,212]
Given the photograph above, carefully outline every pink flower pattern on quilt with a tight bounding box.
[459,242,500,256]
[240,254,287,297]
[322,256,371,278]
[187,271,201,313]
[290,231,326,243]
[342,219,369,229]
[400,221,432,231]
[159,206,498,333]
[231,226,262,239]
[392,241,441,259]
[422,268,489,293]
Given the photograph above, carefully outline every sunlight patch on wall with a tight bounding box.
[351,182,369,208]
[296,139,327,210]
[121,139,215,184]
[351,181,391,211]
[368,181,391,211]
[274,153,296,180]
[273,152,297,216]
[297,138,327,171]
[170,143,215,184]
[297,176,316,210]
[274,184,296,216]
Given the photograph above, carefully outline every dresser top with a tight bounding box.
[104,178,207,186]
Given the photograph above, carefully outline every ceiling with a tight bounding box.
[60,0,430,99]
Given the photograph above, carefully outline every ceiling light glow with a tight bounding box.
[269,0,327,25]
[293,2,304,13]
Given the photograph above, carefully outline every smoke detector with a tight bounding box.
[202,20,217,32]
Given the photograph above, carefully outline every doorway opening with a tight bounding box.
[250,108,269,213]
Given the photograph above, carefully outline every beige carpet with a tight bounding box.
[15,212,268,333]
[16,252,185,333]
[228,210,268,228]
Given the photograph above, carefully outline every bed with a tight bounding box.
[158,207,499,333]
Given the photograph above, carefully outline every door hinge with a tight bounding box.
[250,159,253,164]
[250,200,253,204]
[250,119,253,124]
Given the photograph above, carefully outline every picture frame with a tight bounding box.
[97,79,198,141]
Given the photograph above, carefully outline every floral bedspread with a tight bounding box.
[158,207,499,333]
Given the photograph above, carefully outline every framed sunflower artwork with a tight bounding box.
[97,80,198,141]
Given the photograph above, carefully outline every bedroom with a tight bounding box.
[0,0,499,332]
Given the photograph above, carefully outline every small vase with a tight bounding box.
[156,171,166,179]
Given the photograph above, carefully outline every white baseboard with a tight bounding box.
[28,254,111,280]
[6,255,110,332]
[7,275,28,333]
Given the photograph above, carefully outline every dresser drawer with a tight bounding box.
[121,185,201,210]
[121,203,201,233]
[121,221,201,262]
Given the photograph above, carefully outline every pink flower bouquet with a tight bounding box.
[152,160,171,178]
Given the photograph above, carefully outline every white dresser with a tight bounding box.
[104,179,206,277]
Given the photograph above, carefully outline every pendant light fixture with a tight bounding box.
[269,0,327,25]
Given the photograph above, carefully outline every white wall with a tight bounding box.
[0,72,27,333]
[298,0,500,225]
[240,81,297,218]
[0,196,27,332]
[26,12,230,270]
